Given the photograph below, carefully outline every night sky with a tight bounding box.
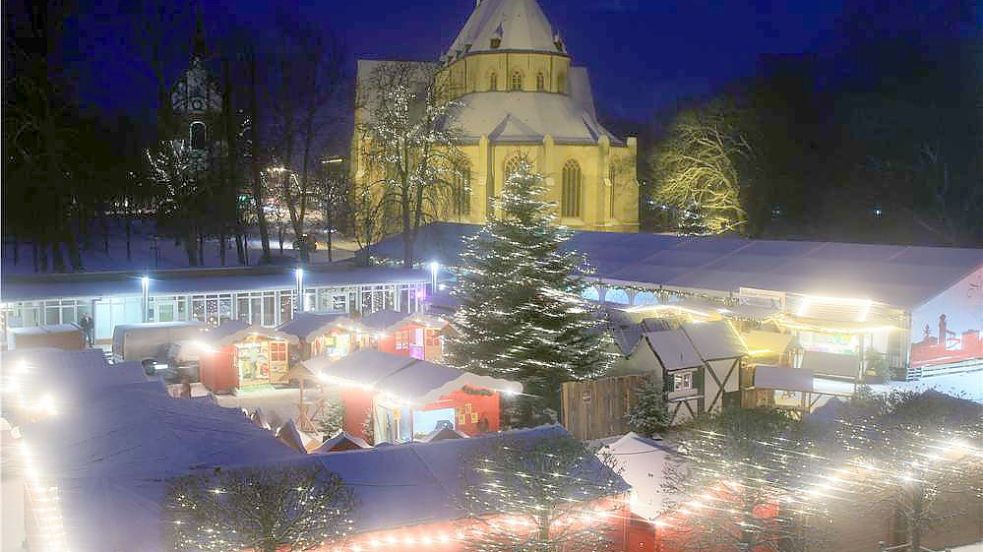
[65,0,974,124]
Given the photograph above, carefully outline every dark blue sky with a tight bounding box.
[66,0,975,123]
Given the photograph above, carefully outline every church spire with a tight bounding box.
[192,7,207,59]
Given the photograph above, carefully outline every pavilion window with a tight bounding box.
[561,160,582,218]
[510,71,523,91]
[536,72,545,91]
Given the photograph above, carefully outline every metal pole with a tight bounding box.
[295,268,304,314]
[141,276,150,323]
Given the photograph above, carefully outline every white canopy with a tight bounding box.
[599,432,682,521]
[754,365,815,393]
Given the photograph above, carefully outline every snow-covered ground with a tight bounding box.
[814,369,983,404]
[1,220,356,274]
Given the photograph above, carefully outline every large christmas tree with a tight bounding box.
[445,159,613,426]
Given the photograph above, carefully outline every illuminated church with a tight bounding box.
[354,0,639,232]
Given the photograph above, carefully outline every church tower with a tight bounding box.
[354,0,638,232]
[169,12,224,168]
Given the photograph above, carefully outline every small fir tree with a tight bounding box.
[628,375,670,436]
[445,159,615,425]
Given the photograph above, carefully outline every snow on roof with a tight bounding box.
[445,0,560,57]
[681,320,748,361]
[420,426,469,442]
[306,349,521,404]
[359,309,410,331]
[266,425,625,534]
[1,266,429,302]
[644,330,702,371]
[314,431,371,453]
[453,90,622,145]
[740,330,797,356]
[753,365,814,393]
[205,323,300,347]
[18,368,298,552]
[599,432,682,521]
[276,312,349,341]
[372,223,983,310]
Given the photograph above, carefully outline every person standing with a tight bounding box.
[79,314,94,347]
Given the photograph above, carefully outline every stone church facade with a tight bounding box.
[353,0,639,232]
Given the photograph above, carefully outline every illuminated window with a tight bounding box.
[396,331,409,350]
[561,160,582,218]
[190,121,207,150]
[453,164,471,216]
[536,72,545,91]
[488,72,498,91]
[672,371,694,392]
[504,157,522,183]
[510,70,522,91]
[269,341,287,363]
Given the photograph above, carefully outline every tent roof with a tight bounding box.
[369,223,983,310]
[600,432,682,521]
[740,330,797,356]
[445,0,561,57]
[681,320,748,361]
[359,309,410,331]
[276,312,349,341]
[306,349,521,404]
[268,425,625,534]
[420,426,469,442]
[205,322,299,347]
[314,431,371,453]
[753,365,814,393]
[16,351,298,552]
[644,330,702,371]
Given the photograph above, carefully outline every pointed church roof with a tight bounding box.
[446,0,564,58]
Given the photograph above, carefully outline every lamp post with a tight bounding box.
[429,261,439,296]
[140,275,150,322]
[295,267,305,314]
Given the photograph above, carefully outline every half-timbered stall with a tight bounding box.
[198,321,300,393]
[304,349,521,444]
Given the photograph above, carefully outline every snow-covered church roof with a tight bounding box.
[445,0,564,58]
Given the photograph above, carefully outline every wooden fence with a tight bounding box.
[561,375,648,441]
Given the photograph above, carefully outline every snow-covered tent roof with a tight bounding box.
[359,309,410,331]
[753,365,814,393]
[445,0,562,57]
[601,308,645,356]
[599,432,682,521]
[681,320,748,361]
[369,223,983,310]
[644,330,702,371]
[453,89,622,145]
[18,373,299,552]
[740,330,797,357]
[262,425,626,534]
[420,425,469,442]
[306,349,521,404]
[204,322,299,347]
[276,312,349,342]
[314,431,371,454]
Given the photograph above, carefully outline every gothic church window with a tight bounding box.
[504,157,522,183]
[609,165,616,218]
[452,164,471,217]
[561,160,582,218]
[510,71,523,91]
[536,72,545,91]
[489,72,498,91]
[557,71,567,94]
[190,121,207,150]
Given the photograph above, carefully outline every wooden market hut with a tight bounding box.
[303,349,521,444]
[198,321,300,393]
[276,312,358,361]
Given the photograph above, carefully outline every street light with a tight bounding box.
[322,157,344,165]
[140,275,150,322]
[429,261,440,295]
[295,268,305,313]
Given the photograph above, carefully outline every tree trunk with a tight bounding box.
[13,235,19,265]
[64,227,83,271]
[32,241,39,272]
[219,231,227,266]
[184,234,197,266]
[198,233,205,266]
[101,210,110,254]
[247,48,273,263]
[278,226,284,254]
[51,241,66,273]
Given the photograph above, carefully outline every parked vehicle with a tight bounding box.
[111,321,205,364]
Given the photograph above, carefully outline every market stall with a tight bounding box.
[198,321,300,393]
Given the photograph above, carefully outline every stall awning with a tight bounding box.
[800,350,859,379]
[753,364,814,393]
[741,330,797,357]
[306,349,521,404]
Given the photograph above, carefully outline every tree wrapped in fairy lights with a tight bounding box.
[662,408,831,552]
[822,390,983,552]
[445,158,614,426]
[164,465,355,552]
[460,433,626,552]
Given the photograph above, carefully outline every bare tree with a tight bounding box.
[145,139,204,265]
[460,434,626,552]
[649,99,753,235]
[245,43,273,264]
[356,62,464,268]
[165,465,356,552]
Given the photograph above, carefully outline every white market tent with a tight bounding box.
[11,349,299,552]
[370,223,983,311]
[599,433,683,522]
[754,365,815,393]
[305,349,522,404]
